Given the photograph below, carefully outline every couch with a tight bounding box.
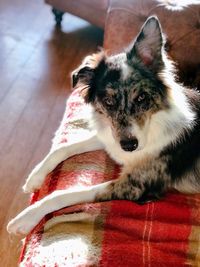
[19,1,200,266]
[45,0,200,90]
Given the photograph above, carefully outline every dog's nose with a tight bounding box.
[120,138,138,152]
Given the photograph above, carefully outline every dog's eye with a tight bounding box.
[136,93,146,103]
[104,97,114,108]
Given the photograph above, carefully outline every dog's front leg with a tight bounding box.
[7,158,171,235]
[107,158,171,204]
[7,167,165,236]
[23,133,103,193]
[7,180,114,235]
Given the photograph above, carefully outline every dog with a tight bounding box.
[7,16,200,235]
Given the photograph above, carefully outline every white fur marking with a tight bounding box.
[7,181,112,235]
[23,133,102,193]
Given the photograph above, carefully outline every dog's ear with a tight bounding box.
[127,16,165,72]
[71,51,105,102]
[72,66,94,88]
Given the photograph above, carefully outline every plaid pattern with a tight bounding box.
[19,89,200,267]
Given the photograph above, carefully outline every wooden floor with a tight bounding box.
[0,0,103,265]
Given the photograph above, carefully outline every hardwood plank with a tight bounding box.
[0,0,103,265]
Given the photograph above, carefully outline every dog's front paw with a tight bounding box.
[23,174,43,193]
[7,209,39,236]
[23,166,47,193]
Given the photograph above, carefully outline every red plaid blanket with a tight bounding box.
[19,89,200,267]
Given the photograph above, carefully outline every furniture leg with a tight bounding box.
[52,7,64,26]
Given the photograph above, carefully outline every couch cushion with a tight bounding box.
[104,0,200,89]
[19,88,200,267]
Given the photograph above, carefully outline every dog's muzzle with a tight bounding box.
[120,138,138,152]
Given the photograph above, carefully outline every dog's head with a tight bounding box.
[72,16,173,152]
